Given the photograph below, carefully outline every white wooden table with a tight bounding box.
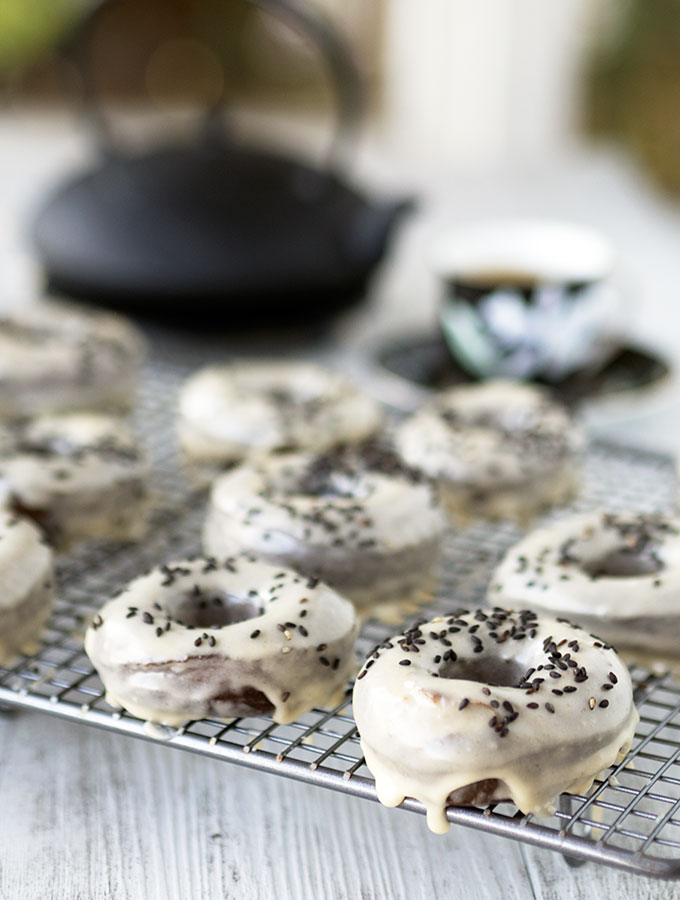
[3,113,680,899]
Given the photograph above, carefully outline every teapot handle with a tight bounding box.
[62,0,364,173]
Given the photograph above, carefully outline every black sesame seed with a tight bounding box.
[142,612,154,624]
[545,703,555,714]
[250,629,261,639]
[608,672,618,684]
[599,699,609,708]
[155,627,163,637]
[319,657,330,667]
[527,702,539,709]
[399,659,411,666]
[281,691,290,702]
[459,698,469,710]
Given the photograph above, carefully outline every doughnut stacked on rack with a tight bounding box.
[0,298,148,661]
[0,299,150,551]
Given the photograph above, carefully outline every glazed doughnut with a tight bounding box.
[177,361,383,469]
[394,381,583,524]
[0,299,146,417]
[0,513,54,665]
[490,511,680,657]
[85,555,358,726]
[352,608,638,833]
[0,413,149,550]
[202,446,447,616]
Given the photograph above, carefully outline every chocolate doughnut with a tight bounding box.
[85,555,358,726]
[177,361,383,473]
[0,513,54,664]
[0,300,145,417]
[202,446,447,617]
[490,512,680,657]
[352,608,638,832]
[0,413,149,550]
[394,381,583,525]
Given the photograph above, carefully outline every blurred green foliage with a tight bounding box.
[0,0,87,73]
[585,0,680,196]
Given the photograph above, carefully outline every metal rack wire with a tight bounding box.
[1,337,680,879]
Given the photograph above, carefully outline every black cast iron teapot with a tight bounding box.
[33,0,412,325]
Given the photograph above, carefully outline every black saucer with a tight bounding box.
[377,334,670,409]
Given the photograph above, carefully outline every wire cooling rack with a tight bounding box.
[1,333,680,879]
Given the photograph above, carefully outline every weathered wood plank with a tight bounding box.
[0,711,534,900]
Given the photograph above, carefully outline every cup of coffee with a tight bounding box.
[432,219,620,382]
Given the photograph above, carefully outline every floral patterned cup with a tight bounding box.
[433,219,620,382]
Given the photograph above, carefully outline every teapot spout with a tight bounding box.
[348,195,415,266]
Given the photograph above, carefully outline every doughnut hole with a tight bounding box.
[581,547,663,578]
[439,656,526,688]
[164,591,263,629]
[276,462,367,501]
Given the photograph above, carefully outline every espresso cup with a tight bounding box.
[432,219,620,382]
